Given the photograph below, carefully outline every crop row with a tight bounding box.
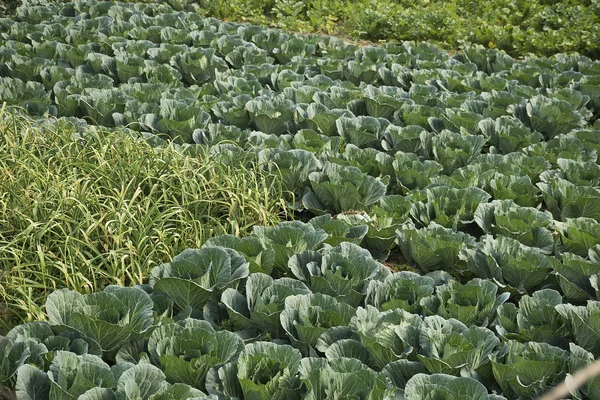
[2,222,600,399]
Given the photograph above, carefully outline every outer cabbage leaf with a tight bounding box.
[349,306,422,370]
[553,252,600,302]
[568,344,600,400]
[519,94,588,140]
[335,115,389,149]
[417,316,500,377]
[45,351,116,399]
[538,178,600,222]
[420,129,486,174]
[405,373,506,400]
[252,221,327,276]
[545,158,600,188]
[302,163,387,215]
[488,173,541,208]
[362,85,413,120]
[397,222,477,273]
[556,301,600,354]
[245,94,296,136]
[45,286,154,353]
[257,148,321,208]
[298,357,392,400]
[392,152,443,193]
[411,186,491,231]
[203,234,275,275]
[478,116,543,154]
[421,279,509,327]
[307,214,368,247]
[380,124,426,154]
[301,103,354,137]
[556,217,600,257]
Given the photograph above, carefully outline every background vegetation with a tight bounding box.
[196,0,600,58]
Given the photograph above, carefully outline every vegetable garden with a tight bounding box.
[1,0,600,398]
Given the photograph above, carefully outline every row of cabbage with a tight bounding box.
[3,222,600,399]
[1,0,600,142]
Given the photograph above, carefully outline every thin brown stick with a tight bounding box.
[538,358,600,400]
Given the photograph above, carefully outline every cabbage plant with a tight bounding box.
[289,242,390,307]
[366,272,434,313]
[411,186,491,231]
[252,221,328,275]
[280,293,356,355]
[349,306,422,370]
[553,252,600,302]
[397,222,477,274]
[417,316,500,377]
[206,341,303,400]
[221,273,311,337]
[490,340,568,399]
[149,246,250,314]
[556,301,600,354]
[495,289,569,347]
[538,178,600,222]
[148,318,244,390]
[45,286,154,354]
[474,199,554,252]
[460,235,559,294]
[421,279,509,327]
[302,163,387,215]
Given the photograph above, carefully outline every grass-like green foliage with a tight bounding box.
[0,107,288,332]
[196,0,600,58]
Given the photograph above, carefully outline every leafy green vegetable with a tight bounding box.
[556,301,600,354]
[206,341,303,400]
[405,373,506,400]
[149,246,249,314]
[289,242,389,307]
[460,235,559,294]
[421,279,509,327]
[411,186,491,231]
[474,199,554,252]
[417,316,500,377]
[490,340,568,399]
[349,306,421,370]
[397,222,477,273]
[365,272,434,314]
[45,286,154,354]
[302,163,387,215]
[495,289,569,347]
[221,273,311,337]
[280,293,356,355]
[148,318,244,390]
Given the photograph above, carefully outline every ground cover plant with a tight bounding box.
[1,0,600,398]
[0,107,288,331]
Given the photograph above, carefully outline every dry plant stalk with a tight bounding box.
[538,358,600,400]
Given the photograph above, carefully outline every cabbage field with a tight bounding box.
[2,0,600,398]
